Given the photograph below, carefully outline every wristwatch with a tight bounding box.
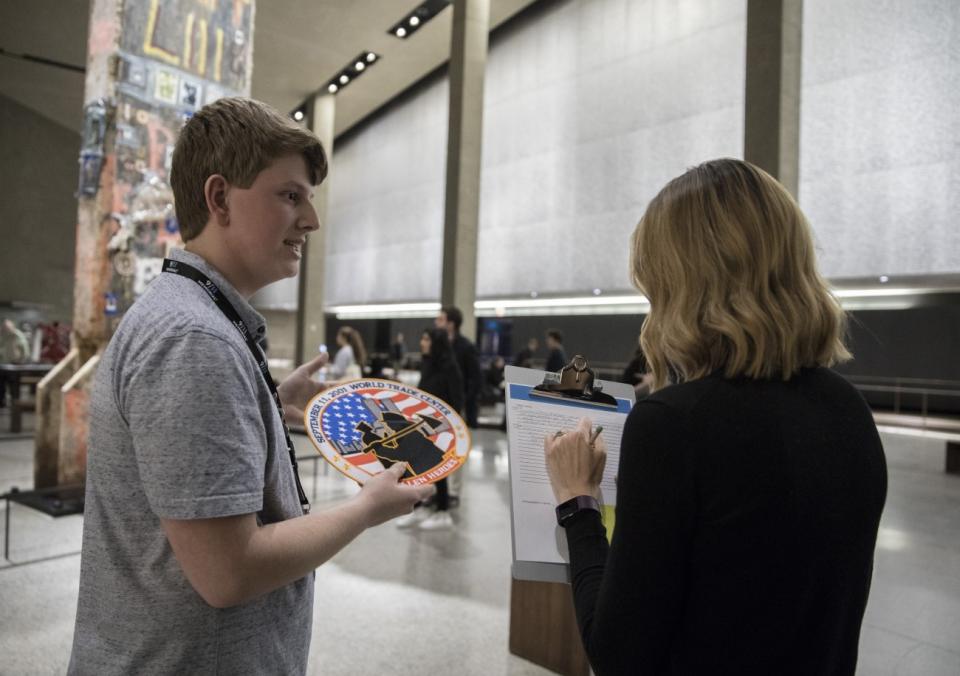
[555,495,601,527]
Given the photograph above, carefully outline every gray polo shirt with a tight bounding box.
[69,248,312,675]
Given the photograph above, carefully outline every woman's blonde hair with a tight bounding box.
[631,158,850,391]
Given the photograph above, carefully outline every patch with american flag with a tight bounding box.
[303,378,471,486]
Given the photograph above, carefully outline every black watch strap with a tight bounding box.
[555,495,601,527]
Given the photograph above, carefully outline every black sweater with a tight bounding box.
[565,368,887,675]
[418,356,465,414]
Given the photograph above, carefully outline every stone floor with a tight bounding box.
[0,410,958,675]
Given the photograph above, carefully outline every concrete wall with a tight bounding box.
[477,0,747,298]
[323,0,747,304]
[325,77,449,306]
[800,0,960,278]
[0,93,79,321]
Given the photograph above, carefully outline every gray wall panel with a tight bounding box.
[324,0,748,304]
[800,0,960,278]
[477,0,747,298]
[324,77,449,305]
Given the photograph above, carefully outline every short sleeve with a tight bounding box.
[122,330,267,519]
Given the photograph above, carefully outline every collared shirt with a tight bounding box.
[69,248,312,676]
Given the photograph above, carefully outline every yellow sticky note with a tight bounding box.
[602,504,616,543]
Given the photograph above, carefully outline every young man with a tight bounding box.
[544,328,567,373]
[513,337,538,368]
[435,306,481,428]
[68,98,432,675]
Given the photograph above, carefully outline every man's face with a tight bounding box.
[435,312,449,331]
[223,154,318,295]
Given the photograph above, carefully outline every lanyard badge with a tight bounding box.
[162,258,310,512]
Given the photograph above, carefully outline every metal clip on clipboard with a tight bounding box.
[530,354,618,409]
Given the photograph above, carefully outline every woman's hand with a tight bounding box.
[277,352,329,421]
[544,417,607,504]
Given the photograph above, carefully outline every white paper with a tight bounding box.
[505,366,634,579]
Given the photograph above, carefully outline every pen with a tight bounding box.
[589,425,603,445]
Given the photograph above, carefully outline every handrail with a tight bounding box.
[844,377,960,423]
[854,384,960,397]
[846,374,960,388]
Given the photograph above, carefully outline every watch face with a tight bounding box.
[303,378,471,486]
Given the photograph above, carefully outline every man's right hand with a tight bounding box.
[355,463,436,527]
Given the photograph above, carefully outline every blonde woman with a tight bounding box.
[545,159,887,675]
[329,326,367,380]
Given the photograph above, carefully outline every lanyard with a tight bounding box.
[161,258,310,513]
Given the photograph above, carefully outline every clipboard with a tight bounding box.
[505,357,636,583]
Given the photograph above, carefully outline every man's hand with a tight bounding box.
[354,463,436,528]
[276,352,329,422]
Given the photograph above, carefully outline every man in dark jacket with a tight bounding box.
[436,306,481,428]
[545,328,567,373]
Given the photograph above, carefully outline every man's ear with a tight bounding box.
[203,174,230,226]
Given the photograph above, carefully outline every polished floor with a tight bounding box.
[0,413,958,675]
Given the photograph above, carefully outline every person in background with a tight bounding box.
[436,306,480,506]
[1,319,30,364]
[396,328,464,531]
[329,326,367,380]
[544,158,887,675]
[514,337,539,368]
[484,356,506,403]
[621,335,654,398]
[0,318,32,409]
[436,306,480,428]
[544,328,567,373]
[40,321,69,363]
[390,332,406,369]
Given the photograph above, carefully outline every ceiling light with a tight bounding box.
[879,275,889,283]
[388,2,451,39]
[323,51,379,96]
[293,110,304,121]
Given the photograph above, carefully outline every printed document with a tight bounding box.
[505,366,635,583]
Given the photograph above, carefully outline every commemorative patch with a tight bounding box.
[303,379,471,486]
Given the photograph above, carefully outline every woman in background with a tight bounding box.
[545,159,887,675]
[396,328,464,531]
[329,326,367,380]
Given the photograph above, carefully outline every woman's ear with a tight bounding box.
[203,174,230,226]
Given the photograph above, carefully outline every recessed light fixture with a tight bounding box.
[321,51,381,97]
[593,288,602,296]
[879,275,889,283]
[292,109,304,122]
[388,0,451,39]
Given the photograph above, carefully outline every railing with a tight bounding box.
[846,375,960,417]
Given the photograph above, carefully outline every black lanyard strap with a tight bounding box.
[162,258,310,512]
